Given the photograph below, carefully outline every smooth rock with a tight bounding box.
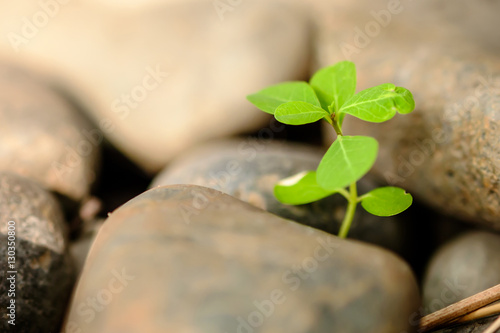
[315,3,500,229]
[0,0,310,172]
[64,185,420,333]
[308,0,500,55]
[151,139,408,255]
[0,172,75,333]
[0,60,100,201]
[422,231,500,315]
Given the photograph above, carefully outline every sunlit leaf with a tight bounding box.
[317,136,378,190]
[275,102,330,125]
[339,83,415,122]
[310,61,356,112]
[247,82,321,114]
[360,186,413,216]
[274,171,338,205]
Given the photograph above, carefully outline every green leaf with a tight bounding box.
[274,171,337,205]
[316,136,378,190]
[393,87,415,114]
[360,186,413,216]
[275,102,330,125]
[339,83,416,123]
[247,82,321,115]
[310,61,356,113]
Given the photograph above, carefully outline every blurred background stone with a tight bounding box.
[0,0,311,173]
[0,60,100,202]
[422,231,500,314]
[309,0,500,59]
[65,185,419,333]
[0,172,75,333]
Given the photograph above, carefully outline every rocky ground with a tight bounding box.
[0,1,499,332]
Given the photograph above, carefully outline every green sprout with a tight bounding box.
[247,61,415,238]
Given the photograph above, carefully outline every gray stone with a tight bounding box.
[151,139,407,255]
[0,172,75,333]
[315,3,500,229]
[434,316,498,333]
[0,60,100,201]
[69,219,103,277]
[422,231,500,315]
[63,185,420,333]
[0,0,310,172]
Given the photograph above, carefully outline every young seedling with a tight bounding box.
[247,61,415,238]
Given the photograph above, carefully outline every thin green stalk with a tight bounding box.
[330,116,357,238]
[356,193,369,202]
[331,114,343,136]
[338,182,357,238]
[336,188,350,201]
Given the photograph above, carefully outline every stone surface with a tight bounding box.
[64,185,420,333]
[0,60,100,201]
[422,231,500,315]
[151,139,408,255]
[434,316,498,333]
[0,0,310,172]
[69,218,103,276]
[0,172,75,333]
[308,0,500,57]
[315,2,500,229]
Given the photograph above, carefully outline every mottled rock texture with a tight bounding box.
[0,172,75,333]
[64,185,420,333]
[315,1,500,229]
[151,139,408,255]
[0,60,100,201]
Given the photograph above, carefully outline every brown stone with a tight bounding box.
[151,139,409,255]
[0,172,75,332]
[0,0,310,172]
[64,185,419,333]
[0,60,100,201]
[314,2,500,229]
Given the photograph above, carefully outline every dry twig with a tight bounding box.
[419,284,500,332]
[454,302,500,324]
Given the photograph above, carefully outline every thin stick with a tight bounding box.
[419,284,500,332]
[454,302,500,324]
[483,315,500,333]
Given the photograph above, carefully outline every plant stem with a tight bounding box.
[336,188,350,201]
[331,115,343,136]
[338,182,357,238]
[330,116,355,238]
